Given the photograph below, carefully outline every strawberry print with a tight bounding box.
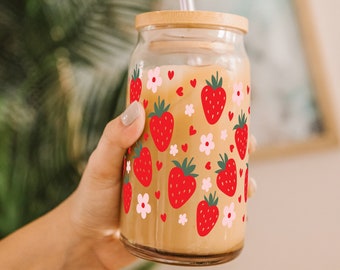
[222,202,236,228]
[149,97,174,152]
[168,158,198,209]
[147,67,162,93]
[234,111,248,160]
[184,104,195,117]
[216,153,237,197]
[178,213,188,226]
[122,176,132,214]
[232,82,244,106]
[129,66,142,103]
[136,193,151,219]
[168,70,174,80]
[244,164,249,203]
[196,192,219,236]
[201,72,226,124]
[133,143,152,187]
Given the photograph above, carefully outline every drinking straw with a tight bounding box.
[179,0,195,10]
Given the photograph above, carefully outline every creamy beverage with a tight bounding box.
[120,64,250,262]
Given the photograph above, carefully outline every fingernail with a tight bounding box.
[248,134,258,154]
[248,177,257,198]
[120,101,141,126]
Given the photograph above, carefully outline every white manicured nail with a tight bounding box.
[120,101,141,126]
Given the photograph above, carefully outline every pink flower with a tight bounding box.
[232,82,244,106]
[185,104,195,117]
[136,193,151,219]
[222,202,236,228]
[199,133,215,156]
[147,67,162,93]
[201,177,212,192]
[178,214,188,226]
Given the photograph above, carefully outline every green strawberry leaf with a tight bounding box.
[173,158,199,177]
[215,153,228,173]
[132,65,140,80]
[233,111,247,130]
[148,96,170,118]
[206,71,223,90]
[204,192,219,206]
[133,142,143,158]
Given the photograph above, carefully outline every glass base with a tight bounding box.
[120,235,243,266]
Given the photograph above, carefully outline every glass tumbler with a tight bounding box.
[119,10,251,266]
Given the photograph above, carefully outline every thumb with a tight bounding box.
[83,101,145,185]
[69,101,145,237]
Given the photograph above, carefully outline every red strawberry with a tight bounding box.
[129,66,142,103]
[244,163,249,203]
[196,192,219,236]
[149,97,174,152]
[234,111,248,160]
[168,158,198,209]
[122,176,132,214]
[216,153,237,197]
[201,72,226,124]
[133,143,152,187]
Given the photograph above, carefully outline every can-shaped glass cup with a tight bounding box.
[120,10,251,266]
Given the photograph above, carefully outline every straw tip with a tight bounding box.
[179,0,195,11]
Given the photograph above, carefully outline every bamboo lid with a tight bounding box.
[136,10,248,33]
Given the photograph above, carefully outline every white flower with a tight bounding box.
[170,144,178,156]
[221,129,228,141]
[199,133,215,156]
[201,177,212,192]
[126,160,131,174]
[136,193,151,219]
[232,82,244,106]
[146,67,162,93]
[185,104,195,117]
[222,202,236,228]
[178,213,188,225]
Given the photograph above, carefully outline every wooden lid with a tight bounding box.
[136,10,248,33]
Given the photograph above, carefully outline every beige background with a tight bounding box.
[153,0,340,269]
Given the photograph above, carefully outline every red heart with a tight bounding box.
[242,214,246,222]
[205,162,211,170]
[190,79,196,88]
[239,168,243,177]
[176,86,184,96]
[247,85,250,94]
[156,161,163,171]
[248,106,251,115]
[228,111,234,121]
[143,99,148,109]
[168,70,174,80]
[161,213,167,222]
[189,125,197,136]
[238,195,242,203]
[181,143,188,152]
[155,190,161,199]
[143,133,149,141]
[230,145,234,152]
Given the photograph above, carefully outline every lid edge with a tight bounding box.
[135,10,248,33]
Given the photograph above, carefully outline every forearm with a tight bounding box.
[0,196,88,270]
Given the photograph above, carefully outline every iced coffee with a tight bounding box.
[119,11,250,266]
